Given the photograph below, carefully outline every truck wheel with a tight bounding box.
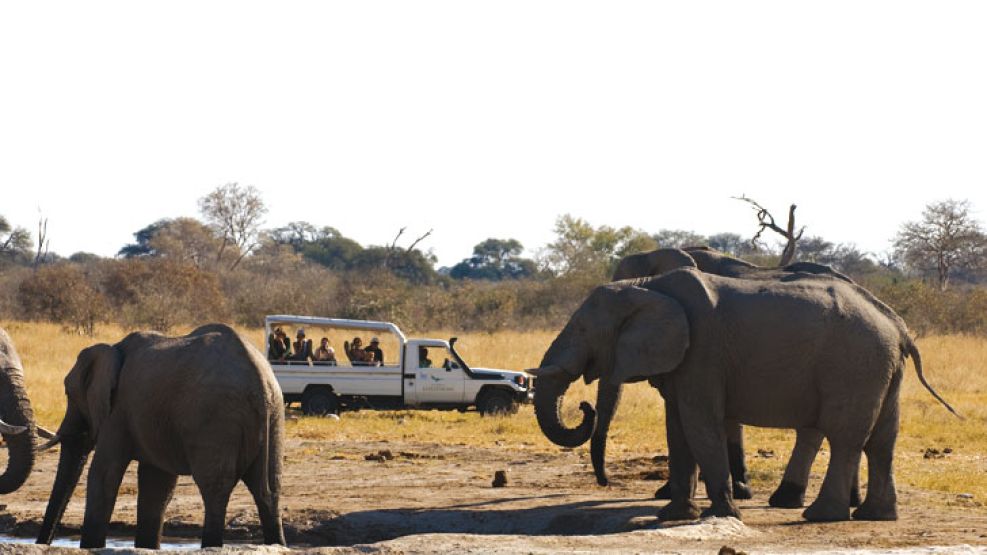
[302,388,339,416]
[478,390,517,417]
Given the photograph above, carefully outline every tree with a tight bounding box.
[542,215,657,279]
[0,215,31,262]
[450,238,537,280]
[119,219,172,258]
[707,232,760,257]
[735,196,805,266]
[893,199,987,290]
[198,183,268,270]
[119,218,222,269]
[652,229,708,250]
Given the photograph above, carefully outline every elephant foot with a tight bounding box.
[769,480,807,508]
[657,499,701,522]
[852,501,898,521]
[849,486,862,508]
[596,475,609,487]
[802,497,851,522]
[732,480,752,500]
[701,500,742,520]
[654,481,672,499]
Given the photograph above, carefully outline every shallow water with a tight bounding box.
[0,534,199,549]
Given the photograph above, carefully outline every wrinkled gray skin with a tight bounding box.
[0,327,38,494]
[36,323,285,549]
[532,254,956,522]
[612,246,860,508]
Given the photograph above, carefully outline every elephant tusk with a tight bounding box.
[526,365,569,379]
[0,418,27,435]
[36,426,57,439]
[38,434,61,452]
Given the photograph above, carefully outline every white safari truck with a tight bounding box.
[265,315,533,416]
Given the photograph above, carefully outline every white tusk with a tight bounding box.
[36,426,56,439]
[38,434,61,452]
[0,418,27,435]
[526,365,568,379]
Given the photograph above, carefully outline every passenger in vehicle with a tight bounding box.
[345,337,372,365]
[268,327,291,361]
[418,346,432,368]
[291,328,313,362]
[365,337,384,366]
[314,337,337,365]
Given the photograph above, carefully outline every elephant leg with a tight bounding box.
[80,448,130,548]
[590,381,622,487]
[803,441,860,522]
[679,403,740,520]
[657,397,700,521]
[243,455,285,545]
[135,463,178,549]
[191,460,238,548]
[853,371,902,521]
[725,421,752,500]
[770,428,824,508]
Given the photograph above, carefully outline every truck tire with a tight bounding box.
[302,388,339,416]
[477,389,517,417]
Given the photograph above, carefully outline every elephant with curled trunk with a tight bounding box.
[612,246,862,507]
[36,323,285,549]
[530,256,957,522]
[0,326,40,494]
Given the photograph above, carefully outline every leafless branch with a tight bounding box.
[33,213,49,269]
[733,195,805,266]
[389,227,407,251]
[406,229,434,253]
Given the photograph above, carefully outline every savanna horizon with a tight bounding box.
[3,321,983,507]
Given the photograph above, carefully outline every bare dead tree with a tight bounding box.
[33,213,50,269]
[734,195,804,266]
[406,228,433,253]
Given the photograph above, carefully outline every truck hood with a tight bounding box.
[469,367,526,380]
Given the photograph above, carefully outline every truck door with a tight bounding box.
[405,345,465,404]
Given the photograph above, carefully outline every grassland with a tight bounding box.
[4,321,985,507]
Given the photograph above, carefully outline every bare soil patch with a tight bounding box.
[2,438,986,553]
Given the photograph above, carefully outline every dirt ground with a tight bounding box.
[2,437,986,554]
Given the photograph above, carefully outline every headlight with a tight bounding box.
[513,375,527,387]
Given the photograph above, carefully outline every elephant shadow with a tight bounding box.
[301,495,664,546]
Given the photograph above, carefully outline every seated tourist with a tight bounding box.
[313,337,337,365]
[365,337,384,367]
[291,328,313,362]
[268,327,291,361]
[345,337,372,365]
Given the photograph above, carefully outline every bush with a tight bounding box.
[17,263,108,335]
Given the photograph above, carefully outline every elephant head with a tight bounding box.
[529,282,691,485]
[612,246,756,281]
[0,327,37,494]
[37,343,122,545]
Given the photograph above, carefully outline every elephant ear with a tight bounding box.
[66,344,123,440]
[612,287,690,384]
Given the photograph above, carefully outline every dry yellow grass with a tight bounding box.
[3,321,984,506]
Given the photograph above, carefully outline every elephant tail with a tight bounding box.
[906,340,961,419]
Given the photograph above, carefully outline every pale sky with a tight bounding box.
[2,1,985,267]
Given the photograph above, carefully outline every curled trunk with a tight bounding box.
[533,374,596,448]
[37,426,91,545]
[0,368,36,494]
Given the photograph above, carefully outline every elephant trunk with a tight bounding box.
[590,381,622,487]
[0,367,37,494]
[533,371,596,448]
[36,412,91,545]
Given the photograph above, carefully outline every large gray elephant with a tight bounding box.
[0,326,38,494]
[530,259,956,522]
[36,323,285,549]
[612,247,861,507]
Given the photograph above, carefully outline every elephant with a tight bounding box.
[612,246,862,507]
[35,323,286,549]
[0,326,39,494]
[529,258,957,522]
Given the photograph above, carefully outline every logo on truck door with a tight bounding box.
[420,372,454,392]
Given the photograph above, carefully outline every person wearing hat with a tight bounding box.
[291,328,313,362]
[364,337,384,366]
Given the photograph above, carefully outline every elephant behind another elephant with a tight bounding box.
[36,323,285,549]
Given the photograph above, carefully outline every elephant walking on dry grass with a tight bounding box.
[36,323,286,549]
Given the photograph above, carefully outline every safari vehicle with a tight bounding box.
[265,315,533,416]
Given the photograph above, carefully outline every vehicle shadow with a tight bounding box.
[299,495,665,546]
